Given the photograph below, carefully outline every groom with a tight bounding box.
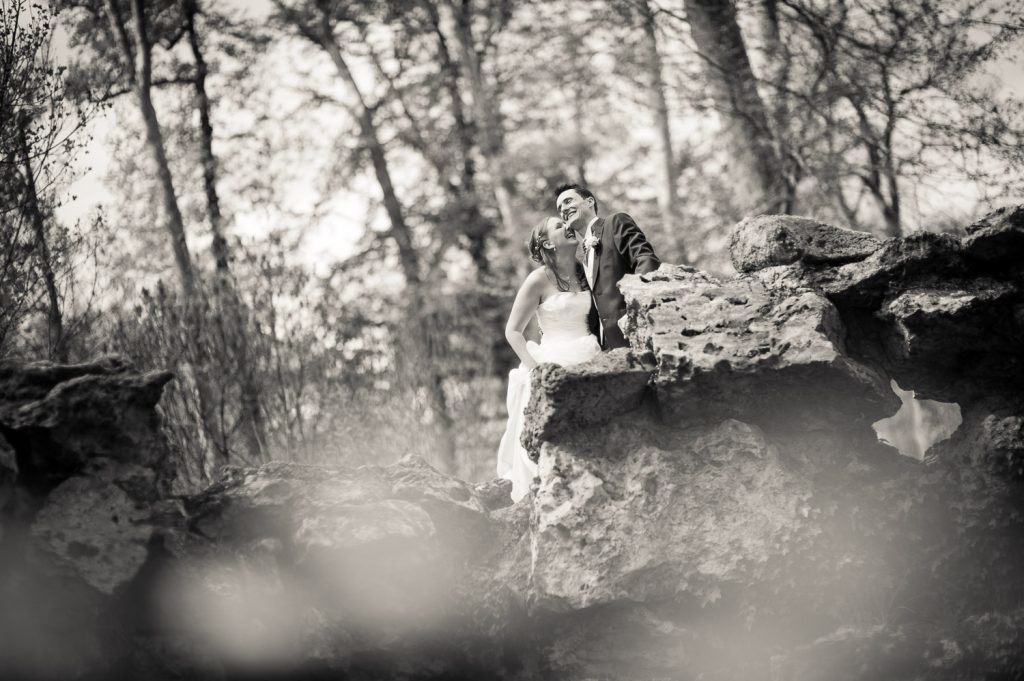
[556,183,661,350]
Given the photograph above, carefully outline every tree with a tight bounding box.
[438,0,520,245]
[681,0,791,214]
[639,0,681,242]
[182,0,268,460]
[272,0,461,471]
[58,0,269,468]
[1,0,91,360]
[756,0,1024,235]
[102,0,199,295]
[381,0,499,275]
[606,0,685,251]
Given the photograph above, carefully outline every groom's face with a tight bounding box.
[557,189,595,231]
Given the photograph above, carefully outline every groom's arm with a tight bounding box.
[610,212,661,274]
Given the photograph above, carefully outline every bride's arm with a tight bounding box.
[505,269,545,370]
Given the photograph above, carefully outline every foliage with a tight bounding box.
[1,0,100,360]
[753,0,1024,234]
[100,233,505,490]
[8,0,1021,482]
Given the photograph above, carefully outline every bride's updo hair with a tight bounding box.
[527,217,556,265]
[526,217,586,293]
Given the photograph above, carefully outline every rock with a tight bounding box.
[962,204,1024,264]
[0,357,175,594]
[945,400,1024,479]
[0,357,181,677]
[0,356,175,495]
[520,206,1024,678]
[30,460,155,594]
[384,454,492,548]
[744,207,1024,409]
[161,455,522,672]
[0,355,134,405]
[619,265,899,430]
[773,610,1024,681]
[752,231,970,307]
[521,348,653,457]
[0,431,16,510]
[730,215,881,273]
[972,412,1024,478]
[472,478,514,511]
[530,418,814,611]
[875,280,1024,402]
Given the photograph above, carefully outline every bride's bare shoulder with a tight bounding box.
[522,266,548,289]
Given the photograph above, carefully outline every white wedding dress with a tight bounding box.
[497,291,601,502]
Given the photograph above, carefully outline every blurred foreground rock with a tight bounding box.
[1,206,1023,680]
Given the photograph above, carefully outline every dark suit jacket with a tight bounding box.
[582,213,661,349]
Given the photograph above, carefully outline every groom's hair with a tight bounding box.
[555,183,599,214]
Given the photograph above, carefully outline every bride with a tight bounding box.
[496,217,602,502]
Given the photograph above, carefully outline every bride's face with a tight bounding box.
[544,218,577,251]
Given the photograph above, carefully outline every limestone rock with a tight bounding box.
[0,431,15,510]
[876,280,1024,402]
[730,215,882,273]
[946,400,1024,479]
[773,610,1024,681]
[521,348,653,457]
[0,357,177,596]
[0,357,181,677]
[165,455,522,667]
[962,203,1024,264]
[752,231,969,306]
[472,477,514,511]
[745,209,1024,406]
[30,460,155,594]
[0,356,175,494]
[0,355,134,405]
[384,454,492,548]
[620,265,899,429]
[530,418,813,611]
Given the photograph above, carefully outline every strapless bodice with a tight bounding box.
[536,291,592,342]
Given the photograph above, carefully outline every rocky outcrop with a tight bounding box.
[730,214,882,272]
[522,205,1024,678]
[0,357,177,594]
[619,266,898,429]
[0,356,176,496]
[1,207,1022,680]
[0,357,180,678]
[140,457,527,677]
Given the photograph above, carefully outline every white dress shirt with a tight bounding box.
[583,215,600,288]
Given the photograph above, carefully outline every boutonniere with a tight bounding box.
[583,234,600,252]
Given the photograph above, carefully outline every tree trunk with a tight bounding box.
[107,0,198,297]
[753,0,797,212]
[106,0,225,473]
[312,11,457,472]
[315,19,420,286]
[16,117,66,362]
[424,1,493,275]
[442,0,518,246]
[882,174,901,238]
[638,0,681,246]
[183,0,268,462]
[851,96,902,237]
[879,77,902,238]
[683,0,789,213]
